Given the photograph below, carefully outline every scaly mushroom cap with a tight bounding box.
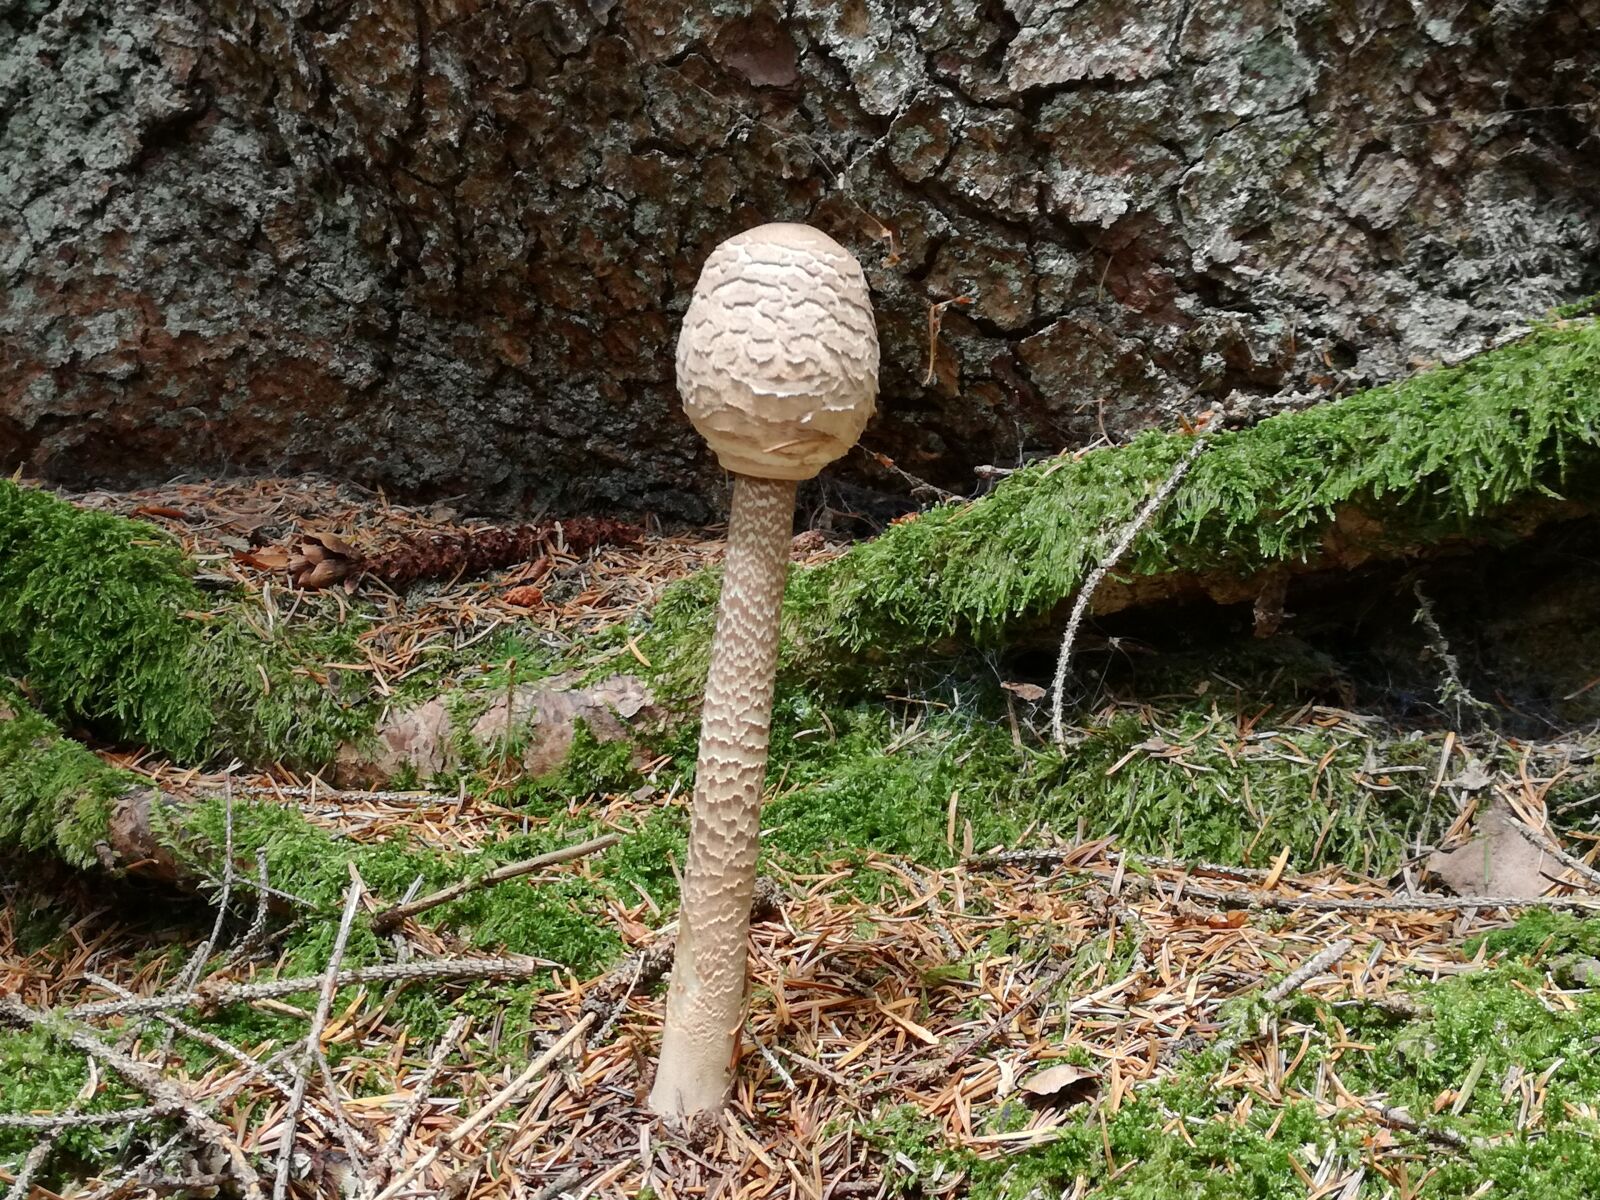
[677,223,879,481]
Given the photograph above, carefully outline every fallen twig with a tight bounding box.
[371,833,621,933]
[371,1014,595,1200]
[0,997,264,1200]
[1206,939,1353,1066]
[1169,879,1600,914]
[273,880,364,1200]
[1051,436,1208,743]
[67,955,560,1021]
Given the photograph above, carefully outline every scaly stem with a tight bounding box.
[650,474,796,1117]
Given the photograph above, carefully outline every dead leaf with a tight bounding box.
[236,547,291,571]
[1019,1063,1100,1107]
[503,585,545,608]
[1426,802,1555,898]
[1001,681,1047,703]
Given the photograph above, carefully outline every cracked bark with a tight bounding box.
[2,0,1597,521]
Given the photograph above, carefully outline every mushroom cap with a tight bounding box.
[677,223,879,481]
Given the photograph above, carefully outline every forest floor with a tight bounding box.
[4,475,1600,1200]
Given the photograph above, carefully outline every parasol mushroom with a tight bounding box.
[650,223,879,1118]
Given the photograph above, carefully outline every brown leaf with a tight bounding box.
[1019,1063,1100,1106]
[1427,803,1555,899]
[1001,681,1047,702]
[300,542,329,564]
[502,585,545,608]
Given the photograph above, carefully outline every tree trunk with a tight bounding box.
[2,1,1596,521]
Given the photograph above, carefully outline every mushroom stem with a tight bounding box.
[650,473,797,1117]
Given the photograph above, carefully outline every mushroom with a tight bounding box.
[650,223,878,1118]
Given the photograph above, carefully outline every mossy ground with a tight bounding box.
[896,916,1600,1200]
[0,480,372,766]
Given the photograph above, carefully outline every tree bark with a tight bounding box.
[2,1,1596,520]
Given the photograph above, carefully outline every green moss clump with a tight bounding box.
[750,692,1447,877]
[0,685,137,869]
[791,317,1600,663]
[631,318,1600,695]
[0,481,371,765]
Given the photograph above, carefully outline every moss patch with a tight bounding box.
[872,917,1600,1198]
[0,481,371,766]
[630,318,1600,696]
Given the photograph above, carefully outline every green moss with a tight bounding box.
[1471,910,1600,961]
[0,685,135,869]
[751,690,1447,876]
[798,318,1600,659]
[0,1025,169,1165]
[632,318,1600,694]
[0,481,372,766]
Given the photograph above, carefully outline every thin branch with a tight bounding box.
[371,833,620,933]
[67,956,559,1022]
[273,880,363,1200]
[0,997,263,1200]
[371,1014,595,1200]
[0,1106,166,1131]
[1207,939,1354,1065]
[1164,878,1600,914]
[1051,437,1208,743]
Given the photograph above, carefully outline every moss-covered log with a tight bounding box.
[0,482,372,766]
[0,685,665,973]
[637,316,1600,695]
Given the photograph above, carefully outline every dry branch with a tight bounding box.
[0,997,264,1200]
[370,833,620,933]
[67,956,559,1021]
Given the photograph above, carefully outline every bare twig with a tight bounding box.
[67,956,560,1021]
[1167,879,1600,914]
[0,1105,166,1131]
[371,833,620,933]
[367,1014,471,1197]
[968,843,1281,882]
[227,848,275,965]
[371,1014,595,1200]
[1505,815,1600,890]
[1264,939,1354,1004]
[1051,437,1208,743]
[273,880,363,1200]
[1413,581,1494,728]
[82,972,345,1140]
[1206,939,1354,1067]
[0,997,264,1200]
